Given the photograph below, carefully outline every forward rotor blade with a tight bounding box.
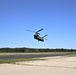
[26,30,35,32]
[37,28,43,32]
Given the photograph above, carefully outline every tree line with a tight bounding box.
[0,47,76,52]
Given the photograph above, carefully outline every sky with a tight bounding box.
[0,0,76,49]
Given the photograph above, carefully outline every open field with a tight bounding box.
[0,52,76,63]
[0,52,76,56]
[0,56,76,75]
[0,52,76,75]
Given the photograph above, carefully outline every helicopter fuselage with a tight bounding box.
[26,28,47,42]
[34,32,44,42]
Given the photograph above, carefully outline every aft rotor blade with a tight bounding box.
[43,34,47,38]
[37,28,43,32]
[45,38,48,40]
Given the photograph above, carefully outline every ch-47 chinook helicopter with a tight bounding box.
[26,28,47,42]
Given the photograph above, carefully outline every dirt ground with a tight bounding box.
[0,56,76,75]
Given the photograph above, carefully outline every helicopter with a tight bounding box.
[26,28,47,42]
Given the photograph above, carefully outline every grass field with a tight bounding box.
[0,58,45,64]
[0,52,76,64]
[0,52,76,55]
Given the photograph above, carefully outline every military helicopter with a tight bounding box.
[26,28,47,42]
